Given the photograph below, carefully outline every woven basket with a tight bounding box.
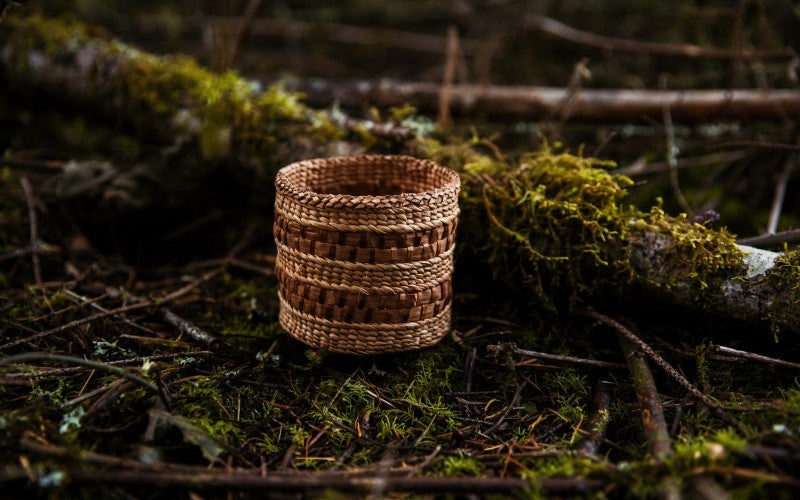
[273,154,461,355]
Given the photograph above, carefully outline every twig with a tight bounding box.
[407,445,441,476]
[0,351,213,379]
[692,465,800,487]
[61,377,127,409]
[19,176,42,284]
[715,345,800,370]
[619,336,673,460]
[614,150,750,177]
[206,16,482,55]
[488,344,626,369]
[618,336,684,499]
[0,465,606,494]
[551,57,591,124]
[575,380,614,455]
[736,228,800,248]
[0,244,60,263]
[437,26,459,127]
[0,301,153,352]
[61,289,157,336]
[463,347,477,392]
[581,309,744,431]
[226,0,263,68]
[522,14,797,61]
[0,271,217,352]
[85,379,136,415]
[0,0,22,20]
[767,152,796,234]
[0,156,64,172]
[161,309,225,350]
[661,74,693,218]
[0,353,159,394]
[486,381,527,432]
[19,438,223,473]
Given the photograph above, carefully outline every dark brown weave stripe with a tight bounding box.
[274,220,457,264]
[274,212,458,250]
[277,266,452,313]
[288,294,451,324]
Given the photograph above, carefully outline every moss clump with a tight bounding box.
[767,251,800,329]
[637,204,745,289]
[425,140,636,318]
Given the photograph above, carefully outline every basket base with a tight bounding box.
[278,294,452,355]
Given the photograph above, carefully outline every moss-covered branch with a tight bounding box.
[2,15,346,159]
[2,14,799,339]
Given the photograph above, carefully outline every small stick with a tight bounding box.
[0,271,217,351]
[619,336,684,499]
[575,380,614,455]
[0,301,152,352]
[437,26,459,127]
[61,377,126,408]
[162,309,224,350]
[486,381,526,432]
[0,351,213,379]
[227,0,263,68]
[488,344,626,369]
[661,75,693,218]
[522,14,797,61]
[19,176,41,284]
[582,309,743,431]
[0,465,606,493]
[715,345,800,370]
[736,228,800,248]
[767,152,796,235]
[85,379,136,415]
[0,244,59,263]
[619,336,672,460]
[463,347,477,392]
[0,352,158,394]
[62,289,157,336]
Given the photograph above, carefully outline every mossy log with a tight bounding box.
[2,14,799,340]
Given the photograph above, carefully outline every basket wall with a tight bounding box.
[273,154,461,354]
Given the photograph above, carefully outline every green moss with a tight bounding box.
[768,250,800,302]
[437,454,483,477]
[641,204,745,289]
[436,141,636,316]
[1,14,91,61]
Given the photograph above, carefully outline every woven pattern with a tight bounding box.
[274,154,461,354]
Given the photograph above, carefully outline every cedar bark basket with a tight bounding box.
[274,154,461,355]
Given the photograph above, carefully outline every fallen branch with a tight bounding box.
[618,335,683,499]
[583,309,743,430]
[287,77,800,122]
[2,15,799,340]
[205,16,483,55]
[0,464,604,494]
[522,14,797,61]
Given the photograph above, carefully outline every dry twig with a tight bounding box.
[582,309,743,431]
[522,14,797,61]
[290,78,800,122]
[19,176,41,284]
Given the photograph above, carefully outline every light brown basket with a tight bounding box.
[273,154,461,355]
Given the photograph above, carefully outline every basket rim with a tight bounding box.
[275,154,461,209]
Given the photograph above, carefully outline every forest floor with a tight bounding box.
[1,2,800,499]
